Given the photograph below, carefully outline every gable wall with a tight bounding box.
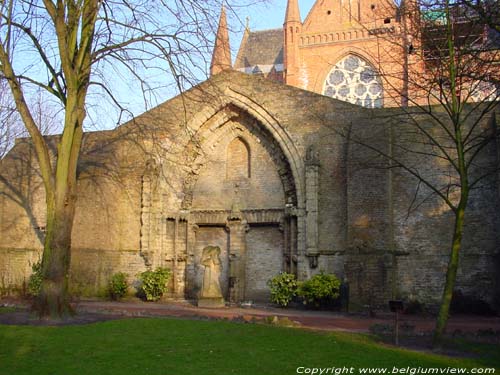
[0,72,498,310]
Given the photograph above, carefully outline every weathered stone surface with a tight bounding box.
[197,297,225,308]
[0,71,498,311]
[200,246,224,300]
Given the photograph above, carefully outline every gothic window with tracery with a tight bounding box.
[323,55,384,108]
[226,137,250,180]
[469,80,499,102]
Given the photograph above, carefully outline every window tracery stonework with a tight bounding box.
[323,55,383,108]
[469,80,499,102]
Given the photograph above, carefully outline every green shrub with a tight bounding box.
[137,267,171,301]
[108,272,128,300]
[267,272,298,307]
[27,261,43,297]
[298,272,340,307]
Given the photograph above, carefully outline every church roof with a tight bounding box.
[486,27,500,49]
[234,29,283,71]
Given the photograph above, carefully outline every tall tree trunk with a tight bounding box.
[33,91,85,319]
[34,189,77,318]
[433,202,466,347]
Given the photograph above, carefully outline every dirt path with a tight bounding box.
[2,298,499,336]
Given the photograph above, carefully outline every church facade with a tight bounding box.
[0,1,499,311]
[235,0,417,107]
[235,0,499,108]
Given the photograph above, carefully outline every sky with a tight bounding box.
[90,0,318,130]
[6,1,320,134]
[229,0,315,51]
[241,0,315,30]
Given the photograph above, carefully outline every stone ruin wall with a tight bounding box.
[343,108,500,310]
[0,76,498,311]
[0,134,150,296]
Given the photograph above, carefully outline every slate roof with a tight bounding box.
[486,27,500,49]
[234,29,283,69]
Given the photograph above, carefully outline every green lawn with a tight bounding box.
[0,318,498,375]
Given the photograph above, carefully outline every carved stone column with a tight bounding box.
[284,204,299,275]
[290,214,298,275]
[185,221,198,299]
[282,216,290,273]
[140,158,159,267]
[226,206,249,303]
[305,145,320,269]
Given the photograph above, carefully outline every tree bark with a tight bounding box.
[433,202,466,347]
[33,190,77,318]
[31,87,86,318]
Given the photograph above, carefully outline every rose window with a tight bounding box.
[323,55,383,108]
[470,80,499,102]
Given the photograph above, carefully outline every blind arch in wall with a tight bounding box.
[226,137,251,180]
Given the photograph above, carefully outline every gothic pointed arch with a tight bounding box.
[180,89,304,210]
[322,54,384,108]
[180,103,297,211]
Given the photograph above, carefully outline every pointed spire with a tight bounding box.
[210,6,232,76]
[284,0,301,24]
[235,17,250,70]
[283,0,302,86]
[242,16,251,44]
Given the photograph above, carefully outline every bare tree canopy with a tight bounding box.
[0,0,260,126]
[0,81,21,157]
[345,0,500,346]
[458,0,500,33]
[0,0,261,318]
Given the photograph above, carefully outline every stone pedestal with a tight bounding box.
[197,297,225,308]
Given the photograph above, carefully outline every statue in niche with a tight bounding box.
[198,246,225,307]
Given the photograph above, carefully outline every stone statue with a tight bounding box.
[198,246,225,308]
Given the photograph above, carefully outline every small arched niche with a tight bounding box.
[226,137,251,180]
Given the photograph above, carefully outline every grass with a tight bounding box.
[0,318,498,375]
[442,338,500,362]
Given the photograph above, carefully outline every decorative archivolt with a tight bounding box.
[181,105,297,209]
[182,87,305,207]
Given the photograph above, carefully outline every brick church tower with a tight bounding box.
[229,0,498,107]
[234,0,420,107]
